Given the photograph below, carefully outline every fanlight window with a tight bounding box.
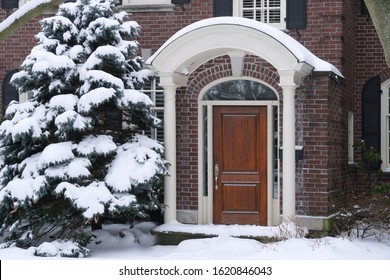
[204,79,277,101]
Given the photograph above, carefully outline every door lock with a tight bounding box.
[214,163,219,190]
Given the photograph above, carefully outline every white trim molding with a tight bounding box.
[381,79,390,171]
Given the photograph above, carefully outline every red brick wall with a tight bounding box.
[289,0,344,71]
[131,0,213,54]
[296,75,353,216]
[289,0,357,215]
[2,0,389,218]
[0,11,43,109]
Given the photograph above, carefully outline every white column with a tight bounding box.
[279,70,298,220]
[162,82,177,223]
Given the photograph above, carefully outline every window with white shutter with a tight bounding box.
[135,79,165,142]
[233,0,287,29]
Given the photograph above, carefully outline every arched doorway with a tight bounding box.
[146,17,341,224]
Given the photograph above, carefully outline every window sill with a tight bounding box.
[382,168,390,173]
[120,4,175,13]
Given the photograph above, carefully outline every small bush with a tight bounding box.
[34,240,90,258]
[277,217,308,239]
[333,193,390,239]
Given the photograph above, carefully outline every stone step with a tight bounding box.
[151,221,300,245]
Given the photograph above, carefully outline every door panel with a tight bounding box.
[213,106,267,225]
[223,184,257,211]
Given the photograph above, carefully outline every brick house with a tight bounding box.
[0,0,389,231]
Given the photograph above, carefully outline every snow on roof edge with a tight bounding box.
[146,17,343,78]
[0,0,52,34]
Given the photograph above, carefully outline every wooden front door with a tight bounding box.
[213,106,267,225]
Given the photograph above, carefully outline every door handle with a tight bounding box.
[214,163,219,190]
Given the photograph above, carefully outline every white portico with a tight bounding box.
[146,17,342,225]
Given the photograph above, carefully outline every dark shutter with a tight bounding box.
[172,0,190,4]
[1,0,18,9]
[2,70,19,115]
[213,0,232,17]
[361,0,369,16]
[286,0,307,30]
[362,75,381,155]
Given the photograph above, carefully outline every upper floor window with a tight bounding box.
[1,0,18,9]
[13,0,174,11]
[233,0,286,29]
[122,0,171,5]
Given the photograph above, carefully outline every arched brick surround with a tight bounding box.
[176,55,282,212]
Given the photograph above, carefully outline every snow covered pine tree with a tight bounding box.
[0,0,167,254]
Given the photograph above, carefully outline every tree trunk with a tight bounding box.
[364,0,390,67]
[91,216,103,231]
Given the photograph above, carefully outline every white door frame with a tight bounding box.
[197,78,280,226]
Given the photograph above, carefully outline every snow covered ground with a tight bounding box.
[0,221,389,260]
[1,221,389,280]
